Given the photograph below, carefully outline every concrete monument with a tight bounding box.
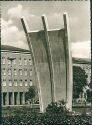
[21,13,73,112]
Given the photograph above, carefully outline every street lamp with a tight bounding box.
[7,57,16,105]
[7,57,16,63]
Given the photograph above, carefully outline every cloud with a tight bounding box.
[1,18,13,29]
[1,3,90,58]
[8,4,23,18]
[7,4,37,19]
[1,18,29,49]
[71,41,91,59]
[1,18,91,58]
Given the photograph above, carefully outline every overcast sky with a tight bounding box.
[1,1,91,59]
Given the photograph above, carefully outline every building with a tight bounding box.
[1,45,91,106]
[1,45,33,106]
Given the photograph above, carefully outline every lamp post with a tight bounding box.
[7,57,16,105]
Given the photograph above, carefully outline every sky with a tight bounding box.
[1,1,91,59]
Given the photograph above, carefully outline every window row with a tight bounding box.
[2,79,32,87]
[2,69,32,76]
[2,57,32,65]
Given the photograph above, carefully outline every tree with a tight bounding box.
[86,89,92,102]
[25,86,37,104]
[73,66,87,99]
[86,82,92,106]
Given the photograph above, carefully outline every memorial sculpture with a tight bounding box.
[21,13,73,112]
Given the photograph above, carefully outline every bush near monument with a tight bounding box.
[3,101,92,125]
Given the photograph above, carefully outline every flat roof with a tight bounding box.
[1,45,31,54]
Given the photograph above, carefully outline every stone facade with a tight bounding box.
[1,45,33,106]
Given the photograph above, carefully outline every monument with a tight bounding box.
[21,13,73,112]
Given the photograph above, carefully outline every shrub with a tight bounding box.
[2,101,92,125]
[46,100,69,115]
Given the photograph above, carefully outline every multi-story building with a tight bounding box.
[1,45,91,106]
[1,45,33,106]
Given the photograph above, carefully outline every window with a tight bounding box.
[19,69,22,76]
[25,80,28,86]
[30,70,32,76]
[14,79,17,86]
[14,69,17,76]
[2,57,5,64]
[8,69,11,76]
[30,80,32,86]
[2,69,6,76]
[9,80,12,86]
[20,80,22,86]
[19,58,22,65]
[24,69,27,76]
[24,58,27,65]
[29,59,32,65]
[8,59,11,65]
[13,59,16,65]
[2,79,6,86]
